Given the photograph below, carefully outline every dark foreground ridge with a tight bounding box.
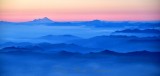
[0,47,160,58]
[1,48,160,64]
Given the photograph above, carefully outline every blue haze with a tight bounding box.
[0,17,160,76]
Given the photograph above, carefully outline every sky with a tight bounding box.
[0,0,160,22]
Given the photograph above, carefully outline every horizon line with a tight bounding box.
[1,17,160,22]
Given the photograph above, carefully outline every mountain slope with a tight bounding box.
[38,35,82,43]
[29,17,54,23]
[70,35,160,52]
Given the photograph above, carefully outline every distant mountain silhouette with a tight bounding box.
[126,50,160,56]
[0,42,99,53]
[1,35,159,52]
[38,34,82,43]
[0,46,42,54]
[56,50,82,57]
[1,46,159,58]
[0,42,33,49]
[1,18,160,28]
[129,36,160,42]
[36,43,99,53]
[98,50,120,55]
[115,29,160,34]
[39,34,81,40]
[87,20,104,23]
[71,35,136,47]
[29,17,54,23]
[70,35,160,52]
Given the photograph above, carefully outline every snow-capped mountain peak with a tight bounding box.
[31,17,54,23]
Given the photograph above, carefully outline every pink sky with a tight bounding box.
[0,0,160,22]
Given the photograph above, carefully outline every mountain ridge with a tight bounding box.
[28,17,54,23]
